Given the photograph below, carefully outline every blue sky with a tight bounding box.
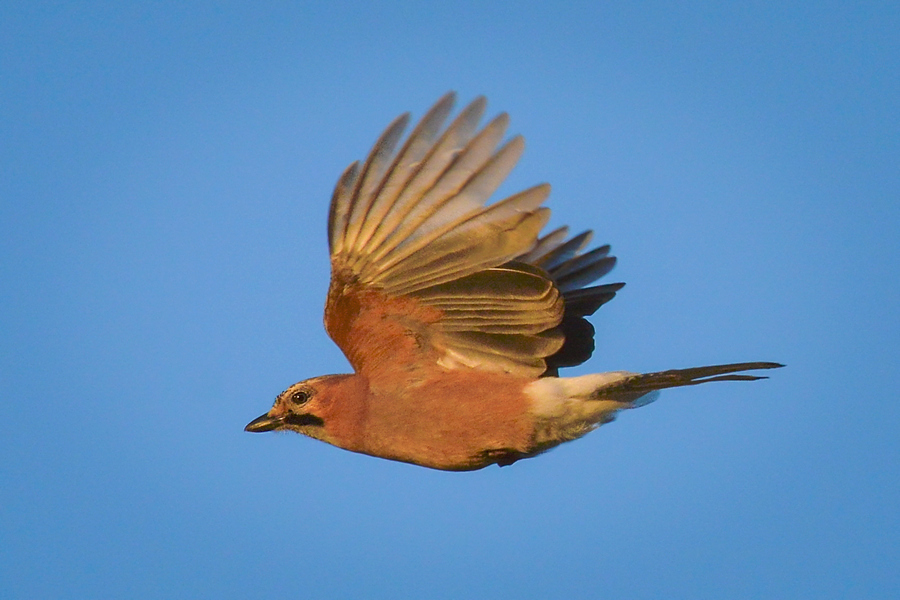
[2,2,898,598]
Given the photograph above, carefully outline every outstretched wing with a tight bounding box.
[324,93,620,382]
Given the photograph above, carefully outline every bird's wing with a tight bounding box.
[324,93,619,382]
[517,227,625,375]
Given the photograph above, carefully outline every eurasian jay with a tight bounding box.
[245,93,781,470]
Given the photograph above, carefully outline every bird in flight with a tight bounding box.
[245,93,782,471]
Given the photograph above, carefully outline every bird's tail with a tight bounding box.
[526,362,783,448]
[596,361,784,404]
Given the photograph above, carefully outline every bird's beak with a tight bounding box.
[244,412,283,433]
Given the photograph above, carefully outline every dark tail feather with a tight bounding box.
[600,362,784,399]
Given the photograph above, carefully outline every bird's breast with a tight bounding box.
[357,370,537,470]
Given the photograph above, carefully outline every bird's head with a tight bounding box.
[244,376,345,443]
[244,375,365,447]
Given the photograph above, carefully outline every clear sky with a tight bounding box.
[2,2,898,598]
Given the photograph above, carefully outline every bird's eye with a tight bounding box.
[291,390,310,405]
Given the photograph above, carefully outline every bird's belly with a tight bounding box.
[360,373,536,470]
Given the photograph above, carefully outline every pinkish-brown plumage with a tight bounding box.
[244,93,782,471]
